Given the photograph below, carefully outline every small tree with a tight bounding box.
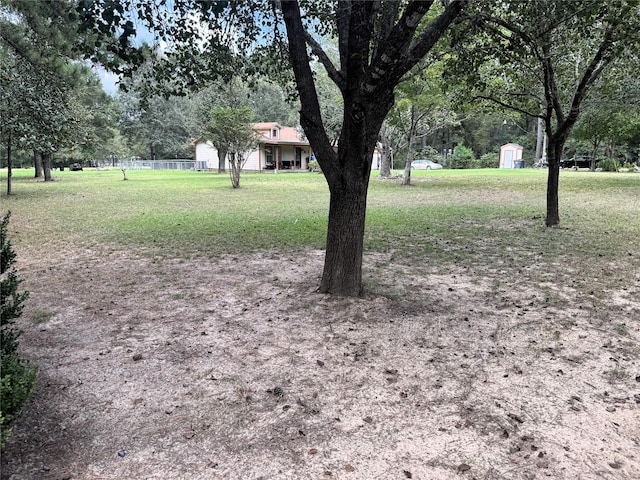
[449,0,640,226]
[1,212,37,448]
[202,107,258,188]
[450,144,476,169]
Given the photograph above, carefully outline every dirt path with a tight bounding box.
[2,247,639,479]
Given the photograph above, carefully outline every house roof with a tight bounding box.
[193,122,309,146]
[253,123,308,145]
[253,122,281,130]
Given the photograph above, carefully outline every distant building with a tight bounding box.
[195,122,312,171]
[500,143,524,168]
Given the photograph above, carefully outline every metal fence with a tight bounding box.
[118,159,208,171]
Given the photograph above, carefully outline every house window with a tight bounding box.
[272,129,278,139]
[264,146,274,168]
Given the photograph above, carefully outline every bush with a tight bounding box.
[1,211,37,449]
[479,152,499,168]
[598,158,619,172]
[449,145,477,169]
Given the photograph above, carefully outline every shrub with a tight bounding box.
[449,145,477,169]
[479,152,499,168]
[1,211,37,449]
[598,158,619,172]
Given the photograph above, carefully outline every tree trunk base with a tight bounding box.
[319,184,368,297]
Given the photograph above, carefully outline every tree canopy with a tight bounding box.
[202,106,258,188]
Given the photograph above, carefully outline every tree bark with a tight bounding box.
[43,152,53,181]
[378,123,392,177]
[545,160,560,226]
[228,152,241,188]
[34,151,43,178]
[218,147,227,173]
[535,116,544,163]
[320,171,369,296]
[590,139,599,171]
[402,106,418,186]
[545,138,565,226]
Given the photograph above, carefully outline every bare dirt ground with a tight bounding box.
[2,246,639,480]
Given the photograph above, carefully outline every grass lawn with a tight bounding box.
[2,166,638,288]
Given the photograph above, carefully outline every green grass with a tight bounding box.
[2,167,639,286]
[30,310,55,324]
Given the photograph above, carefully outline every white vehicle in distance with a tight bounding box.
[410,159,443,170]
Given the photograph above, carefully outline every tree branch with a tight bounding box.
[560,8,630,138]
[303,31,346,92]
[344,1,375,91]
[336,0,351,74]
[366,0,463,93]
[472,95,541,119]
[405,0,465,66]
[280,1,338,181]
[371,0,400,61]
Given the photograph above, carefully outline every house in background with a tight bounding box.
[499,143,524,168]
[195,122,312,172]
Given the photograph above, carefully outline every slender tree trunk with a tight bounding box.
[378,123,392,178]
[535,116,544,163]
[228,152,240,188]
[43,152,52,181]
[402,107,418,186]
[34,151,43,178]
[6,137,12,196]
[218,147,227,173]
[590,139,599,171]
[545,139,565,227]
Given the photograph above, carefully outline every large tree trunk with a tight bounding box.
[319,96,385,295]
[6,137,12,196]
[320,179,369,296]
[34,151,43,178]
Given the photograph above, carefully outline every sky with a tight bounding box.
[94,65,120,96]
[93,20,158,96]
